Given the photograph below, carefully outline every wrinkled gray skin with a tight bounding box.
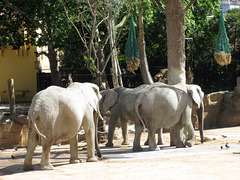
[100,84,164,147]
[170,84,204,146]
[134,83,204,151]
[24,82,102,171]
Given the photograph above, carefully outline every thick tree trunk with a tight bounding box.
[48,44,62,86]
[165,0,186,85]
[138,4,153,84]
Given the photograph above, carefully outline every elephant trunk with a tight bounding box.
[94,111,102,158]
[197,102,204,143]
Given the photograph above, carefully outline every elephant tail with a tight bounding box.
[135,92,147,129]
[29,111,46,139]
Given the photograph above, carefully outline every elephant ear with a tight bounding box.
[85,83,101,109]
[88,83,101,97]
[100,89,118,114]
[187,85,204,108]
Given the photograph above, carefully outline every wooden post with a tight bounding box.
[8,79,16,116]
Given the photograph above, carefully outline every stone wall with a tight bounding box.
[0,121,28,149]
[204,90,240,129]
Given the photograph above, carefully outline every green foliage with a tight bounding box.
[225,8,240,52]
[186,1,240,93]
[1,0,88,75]
[0,3,38,49]
[2,0,240,92]
[144,3,167,73]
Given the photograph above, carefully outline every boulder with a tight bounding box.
[203,91,227,129]
[218,92,240,127]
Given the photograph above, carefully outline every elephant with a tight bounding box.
[24,82,102,171]
[170,85,204,146]
[134,83,204,151]
[100,83,166,147]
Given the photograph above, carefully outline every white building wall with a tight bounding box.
[221,0,240,12]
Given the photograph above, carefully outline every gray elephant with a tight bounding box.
[24,82,102,171]
[170,85,204,146]
[134,83,204,151]
[100,84,166,147]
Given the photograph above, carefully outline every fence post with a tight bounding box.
[7,79,16,116]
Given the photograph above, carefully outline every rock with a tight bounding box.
[10,114,28,125]
[203,91,227,129]
[218,92,240,127]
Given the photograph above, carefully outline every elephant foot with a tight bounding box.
[132,145,143,152]
[70,158,81,164]
[149,146,160,151]
[87,156,98,162]
[185,140,193,147]
[176,142,186,148]
[23,164,34,171]
[40,163,54,170]
[105,142,114,147]
[157,141,164,145]
[121,141,130,145]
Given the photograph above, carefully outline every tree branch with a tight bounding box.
[101,0,133,74]
[2,0,49,40]
[185,0,196,13]
[59,0,89,52]
[35,51,48,57]
[152,0,166,13]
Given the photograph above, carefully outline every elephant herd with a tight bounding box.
[23,82,204,171]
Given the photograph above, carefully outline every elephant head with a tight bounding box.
[68,82,102,112]
[186,84,204,143]
[99,89,118,115]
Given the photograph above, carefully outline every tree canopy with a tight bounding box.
[1,0,240,93]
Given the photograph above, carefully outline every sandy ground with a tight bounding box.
[1,126,240,180]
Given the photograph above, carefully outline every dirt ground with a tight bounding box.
[1,126,240,180]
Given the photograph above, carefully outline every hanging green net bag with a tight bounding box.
[125,17,140,73]
[214,11,231,66]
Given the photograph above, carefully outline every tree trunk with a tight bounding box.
[165,0,186,85]
[93,42,110,90]
[138,3,154,84]
[109,12,122,88]
[7,79,16,117]
[47,44,62,86]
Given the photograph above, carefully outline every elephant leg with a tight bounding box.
[145,128,164,146]
[94,112,101,158]
[157,128,164,145]
[182,106,195,147]
[106,113,119,147]
[69,134,81,164]
[40,142,54,170]
[148,129,160,151]
[83,117,98,162]
[170,126,177,146]
[133,119,144,151]
[23,126,38,171]
[172,121,185,148]
[121,119,130,145]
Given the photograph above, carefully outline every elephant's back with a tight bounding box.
[139,86,184,128]
[29,86,83,141]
